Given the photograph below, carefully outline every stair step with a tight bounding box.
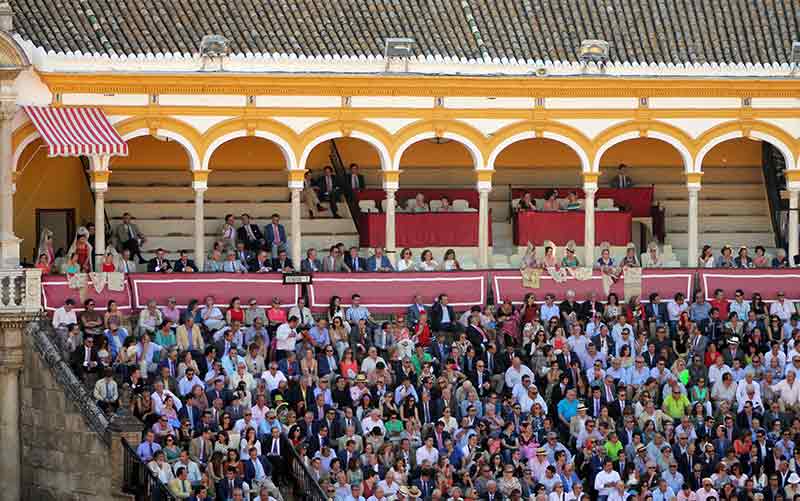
[665,232,775,249]
[666,215,772,233]
[107,186,290,203]
[654,183,765,201]
[660,199,768,216]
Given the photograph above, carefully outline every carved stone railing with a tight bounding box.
[0,268,42,313]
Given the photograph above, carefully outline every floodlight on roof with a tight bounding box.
[384,37,415,72]
[579,39,610,64]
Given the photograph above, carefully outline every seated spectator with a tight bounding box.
[139,299,163,335]
[431,294,460,334]
[233,241,254,270]
[517,192,536,211]
[410,193,429,213]
[735,246,754,269]
[100,251,116,272]
[564,191,581,211]
[437,196,453,212]
[542,189,560,211]
[440,249,461,271]
[173,250,198,273]
[147,248,173,273]
[94,367,119,413]
[714,245,735,268]
[200,296,226,332]
[222,250,248,274]
[322,245,349,272]
[114,212,147,264]
[344,247,366,272]
[220,214,237,251]
[314,166,342,218]
[773,248,790,268]
[397,248,415,272]
[596,246,615,268]
[753,245,770,268]
[347,163,365,192]
[367,248,394,272]
[80,298,104,337]
[417,250,439,272]
[204,249,224,272]
[248,250,272,273]
[641,242,662,268]
[698,245,715,268]
[301,247,322,272]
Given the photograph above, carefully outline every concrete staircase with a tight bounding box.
[106,170,359,260]
[656,183,775,265]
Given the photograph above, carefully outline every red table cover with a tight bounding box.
[359,212,490,248]
[698,269,800,302]
[493,269,694,305]
[357,189,479,209]
[308,271,487,313]
[513,211,631,246]
[511,187,654,218]
[128,273,299,309]
[41,274,134,312]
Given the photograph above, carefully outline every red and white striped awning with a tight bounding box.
[23,105,128,157]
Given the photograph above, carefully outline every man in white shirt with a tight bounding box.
[178,368,205,396]
[361,408,385,436]
[540,295,560,324]
[770,291,795,325]
[151,380,183,414]
[771,369,800,411]
[593,459,621,499]
[52,299,77,330]
[505,356,534,390]
[275,316,299,357]
[173,450,202,486]
[416,436,439,465]
[288,297,314,330]
[261,362,287,393]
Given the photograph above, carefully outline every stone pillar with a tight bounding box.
[477,170,493,268]
[108,409,145,496]
[0,271,38,501]
[790,188,799,266]
[287,170,305,267]
[383,171,400,265]
[192,170,209,270]
[686,173,702,268]
[90,156,111,271]
[582,174,598,266]
[0,99,18,268]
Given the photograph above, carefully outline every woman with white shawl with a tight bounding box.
[67,226,93,272]
[641,242,663,268]
[36,227,55,272]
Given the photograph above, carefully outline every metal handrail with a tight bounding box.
[282,435,330,501]
[121,437,179,501]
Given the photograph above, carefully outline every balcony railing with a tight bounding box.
[0,268,42,313]
[283,435,329,501]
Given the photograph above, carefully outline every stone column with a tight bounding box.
[383,171,400,265]
[0,99,17,268]
[582,174,598,266]
[90,156,110,270]
[192,171,209,270]
[790,188,799,266]
[477,170,493,268]
[108,409,145,496]
[0,308,34,501]
[686,173,702,268]
[288,169,305,267]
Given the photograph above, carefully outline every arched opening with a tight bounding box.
[697,136,775,257]
[106,135,194,258]
[492,138,585,264]
[13,138,91,263]
[594,137,689,264]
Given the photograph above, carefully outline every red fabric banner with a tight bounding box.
[698,269,800,302]
[513,211,632,246]
[359,212,489,248]
[511,187,654,218]
[357,189,480,209]
[308,271,487,313]
[492,269,694,305]
[128,273,300,309]
[41,275,134,312]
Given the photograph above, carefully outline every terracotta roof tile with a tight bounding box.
[9,0,799,64]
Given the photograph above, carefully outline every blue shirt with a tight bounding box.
[690,302,711,322]
[310,326,330,346]
[346,306,371,324]
[557,398,578,423]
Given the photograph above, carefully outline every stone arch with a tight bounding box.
[298,119,392,171]
[11,121,40,172]
[114,116,203,170]
[592,120,695,173]
[392,119,486,170]
[695,120,798,172]
[486,121,592,172]
[201,118,298,171]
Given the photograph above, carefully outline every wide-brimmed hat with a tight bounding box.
[355,373,367,383]
[407,486,421,498]
[565,240,576,253]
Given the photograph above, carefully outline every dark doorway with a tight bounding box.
[35,208,75,261]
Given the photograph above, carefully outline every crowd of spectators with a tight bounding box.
[47,275,800,501]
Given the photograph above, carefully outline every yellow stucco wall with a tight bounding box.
[13,139,94,262]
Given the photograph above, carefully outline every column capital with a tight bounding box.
[582,172,600,185]
[192,169,210,191]
[90,169,110,193]
[383,170,400,191]
[785,170,800,191]
[686,172,703,188]
[287,169,305,190]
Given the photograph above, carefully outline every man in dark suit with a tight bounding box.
[300,248,322,272]
[346,163,365,192]
[610,163,633,188]
[248,250,272,273]
[216,467,244,501]
[264,213,288,258]
[428,332,450,365]
[587,386,606,419]
[236,213,264,251]
[146,248,173,273]
[173,250,198,273]
[578,292,605,321]
[607,388,630,425]
[307,426,330,457]
[71,336,99,380]
[314,166,342,218]
[469,360,493,398]
[233,242,254,269]
[178,394,202,431]
[344,246,366,272]
[270,249,294,273]
[413,468,436,500]
[418,391,441,428]
[318,346,338,379]
[644,293,669,327]
[406,295,429,328]
[205,378,231,409]
[242,446,272,486]
[431,294,460,334]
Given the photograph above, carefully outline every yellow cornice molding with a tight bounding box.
[38,72,800,98]
[686,172,704,184]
